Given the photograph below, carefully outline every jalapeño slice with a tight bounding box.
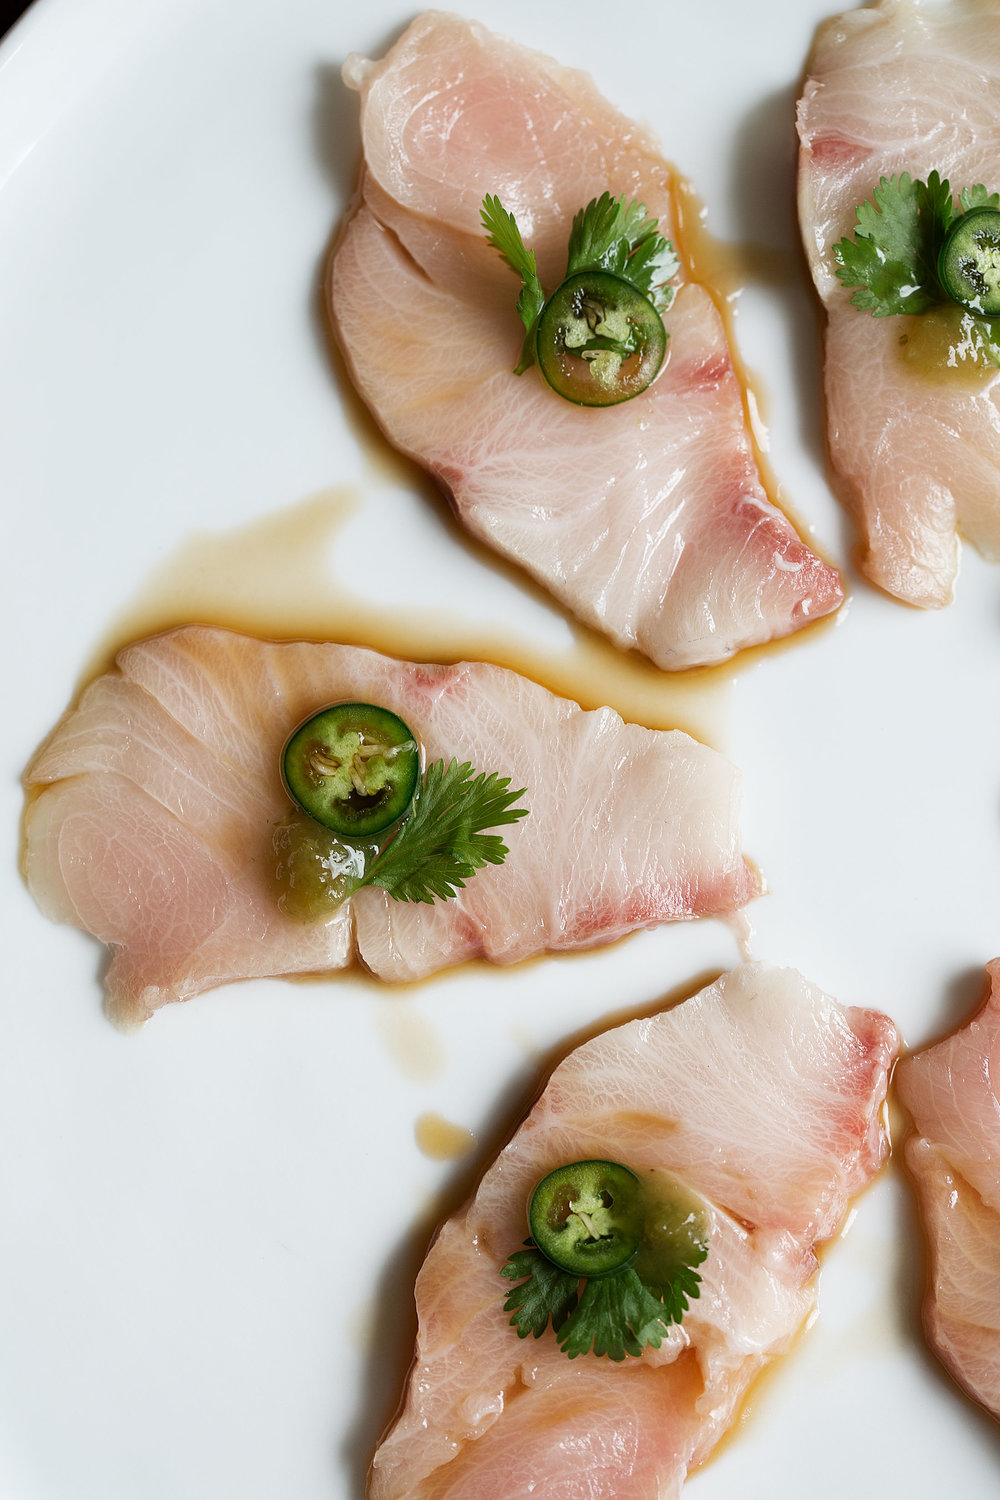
[938,207,1000,318]
[281,703,420,840]
[536,270,667,406]
[528,1159,642,1278]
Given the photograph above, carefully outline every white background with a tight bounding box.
[2,0,999,1495]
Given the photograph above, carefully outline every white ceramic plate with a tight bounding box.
[3,0,999,1494]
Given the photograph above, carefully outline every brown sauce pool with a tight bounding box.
[674,175,839,557]
[83,483,734,750]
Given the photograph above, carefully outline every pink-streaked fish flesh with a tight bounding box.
[370,963,898,1499]
[895,959,1000,1421]
[797,0,1000,607]
[328,12,843,670]
[22,626,761,1026]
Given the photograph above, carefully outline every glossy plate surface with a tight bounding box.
[2,0,999,1494]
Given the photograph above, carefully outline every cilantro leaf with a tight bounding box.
[358,758,529,905]
[566,192,653,272]
[501,1247,579,1338]
[556,1268,678,1361]
[833,172,953,316]
[480,194,546,373]
[960,184,1000,213]
[624,231,680,314]
[565,192,679,312]
[500,1229,706,1362]
[643,1249,708,1325]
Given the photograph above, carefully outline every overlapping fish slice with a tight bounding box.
[798,0,1000,606]
[369,963,897,1499]
[329,12,843,670]
[895,959,1000,1420]
[22,626,760,1026]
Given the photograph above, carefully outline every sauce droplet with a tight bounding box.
[372,1001,446,1082]
[414,1113,477,1161]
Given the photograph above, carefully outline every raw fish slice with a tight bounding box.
[23,773,353,1030]
[329,13,842,670]
[411,1362,705,1500]
[369,964,897,1499]
[797,0,1000,606]
[352,689,755,981]
[28,675,273,853]
[895,959,1000,1419]
[23,627,760,1024]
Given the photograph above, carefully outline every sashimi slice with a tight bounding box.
[329,12,842,670]
[369,963,897,1499]
[895,959,1000,1420]
[22,626,761,1026]
[797,0,1000,607]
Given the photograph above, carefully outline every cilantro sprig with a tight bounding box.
[563,192,679,313]
[500,1195,708,1363]
[833,172,1000,359]
[834,170,952,316]
[356,759,529,905]
[481,191,679,401]
[479,196,546,374]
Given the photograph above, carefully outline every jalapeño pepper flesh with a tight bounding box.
[535,270,667,406]
[281,702,420,840]
[938,206,1000,318]
[527,1159,642,1277]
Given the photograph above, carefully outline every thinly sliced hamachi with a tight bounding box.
[797,0,1000,607]
[895,960,1000,1420]
[22,627,760,1026]
[328,13,842,671]
[369,964,897,1499]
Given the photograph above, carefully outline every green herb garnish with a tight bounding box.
[360,758,529,904]
[275,755,529,918]
[833,173,1000,355]
[481,191,679,405]
[479,196,546,375]
[500,1161,709,1362]
[501,1247,705,1361]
